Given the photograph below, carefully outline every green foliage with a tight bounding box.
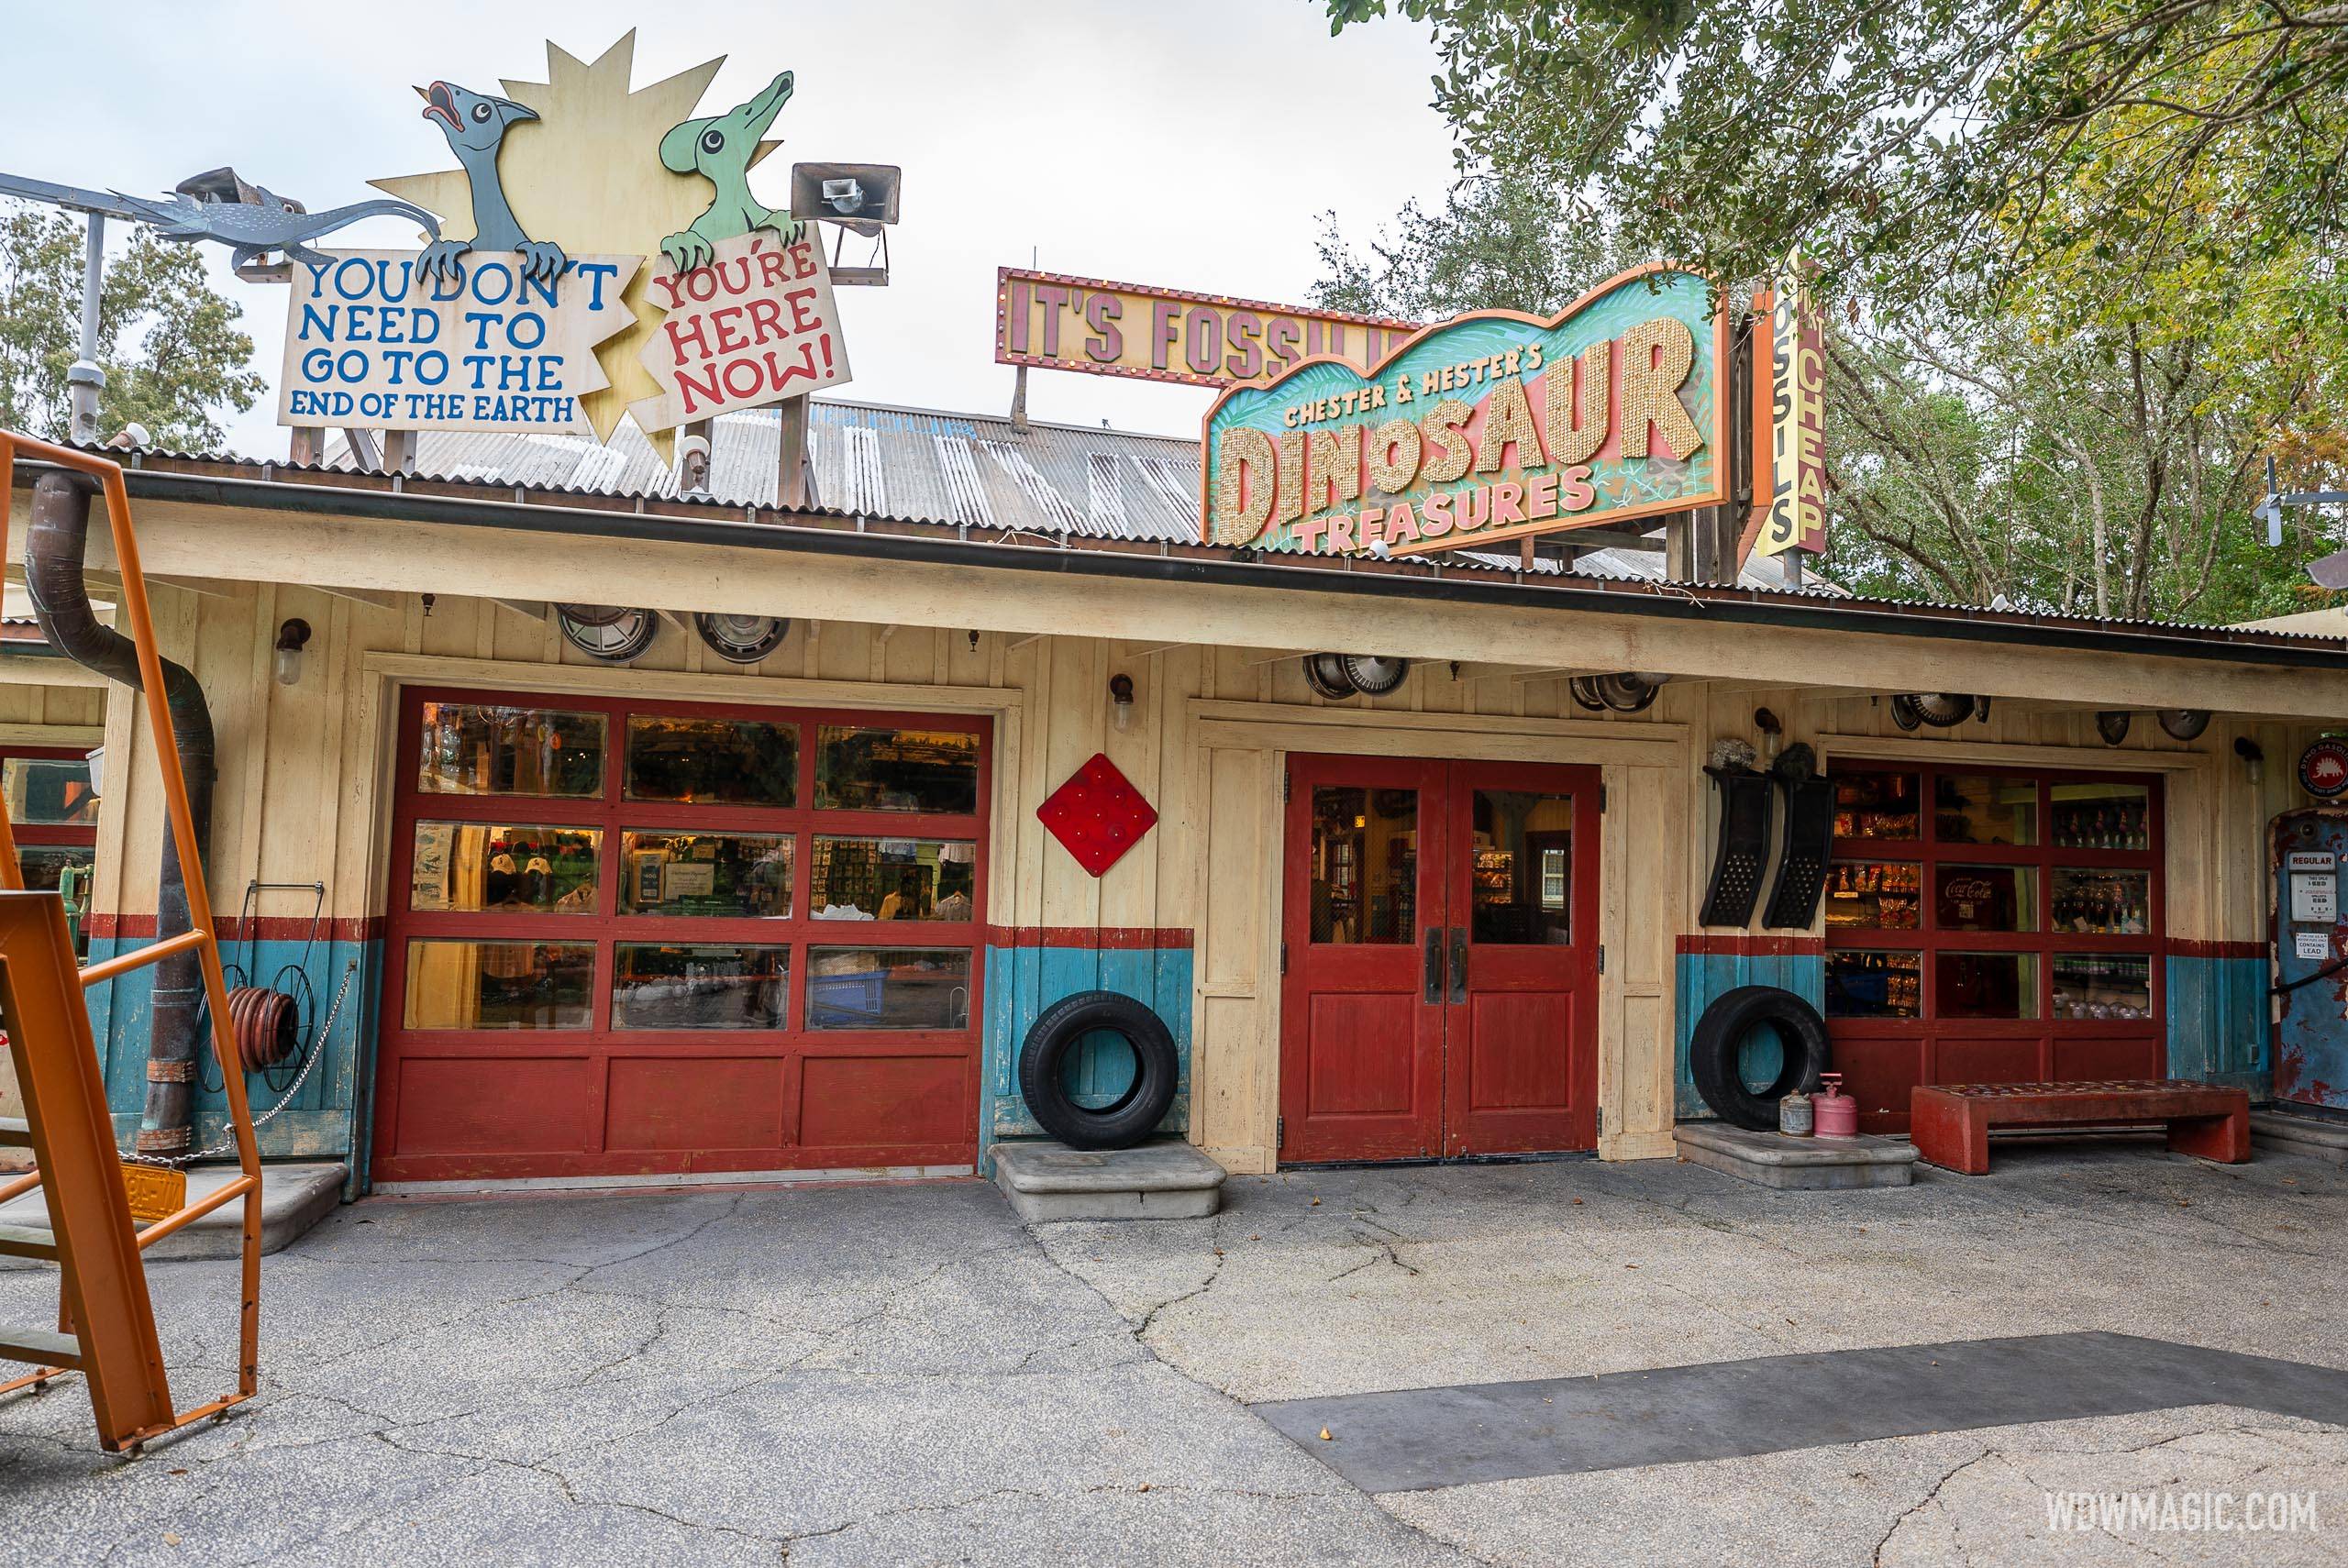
[0,203,264,449]
[1309,173,1631,320]
[1324,0,2347,315]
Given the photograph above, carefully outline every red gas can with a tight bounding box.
[1811,1072,1858,1138]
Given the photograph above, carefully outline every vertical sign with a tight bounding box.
[1754,269,1826,558]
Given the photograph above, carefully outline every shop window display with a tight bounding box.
[810,836,976,921]
[815,725,980,813]
[626,715,796,805]
[805,947,970,1030]
[403,939,594,1030]
[417,703,604,797]
[1308,786,1416,944]
[619,830,792,918]
[1824,766,2160,1055]
[611,944,788,1030]
[410,823,602,912]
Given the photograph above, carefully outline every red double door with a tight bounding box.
[1279,755,1601,1163]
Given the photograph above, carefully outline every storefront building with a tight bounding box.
[5,396,2342,1192]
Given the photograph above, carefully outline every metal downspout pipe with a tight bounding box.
[24,470,217,1154]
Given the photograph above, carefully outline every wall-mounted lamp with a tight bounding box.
[273,617,312,686]
[1108,672,1135,733]
[2234,734,2265,785]
[1753,706,1784,762]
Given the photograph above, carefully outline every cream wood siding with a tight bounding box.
[23,544,2333,1174]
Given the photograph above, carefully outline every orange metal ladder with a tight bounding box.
[0,432,261,1452]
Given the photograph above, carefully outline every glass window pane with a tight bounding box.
[1470,789,1575,944]
[17,845,94,894]
[1824,861,1921,930]
[2,756,97,825]
[2051,867,2152,935]
[1832,769,1920,841]
[1933,775,2038,846]
[1309,786,1416,944]
[625,714,796,805]
[1934,865,2039,933]
[416,703,604,797]
[1825,950,1921,1019]
[403,940,593,1029]
[2051,783,2152,851]
[806,947,971,1030]
[814,726,980,814]
[611,944,787,1030]
[619,831,793,918]
[811,836,977,922]
[409,823,601,913]
[1936,951,2040,1020]
[2053,954,2154,1021]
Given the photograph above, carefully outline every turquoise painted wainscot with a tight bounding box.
[82,914,379,1186]
[980,927,1193,1172]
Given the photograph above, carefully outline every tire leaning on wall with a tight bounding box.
[1016,990,1180,1151]
[1689,985,1831,1132]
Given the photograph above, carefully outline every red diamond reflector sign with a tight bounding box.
[1037,753,1158,877]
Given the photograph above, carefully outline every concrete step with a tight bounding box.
[0,1162,344,1265]
[1675,1121,1920,1190]
[0,1118,29,1149]
[991,1138,1226,1222]
[2252,1108,2348,1165]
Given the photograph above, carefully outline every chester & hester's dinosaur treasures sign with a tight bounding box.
[1200,266,1727,558]
[274,35,850,442]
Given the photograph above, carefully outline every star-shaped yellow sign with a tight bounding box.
[371,30,782,453]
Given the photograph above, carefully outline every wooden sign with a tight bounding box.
[997,267,1415,391]
[630,232,851,432]
[280,250,638,434]
[1753,267,1827,558]
[346,35,835,450]
[1200,265,1729,558]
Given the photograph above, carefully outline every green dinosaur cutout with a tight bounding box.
[659,70,803,272]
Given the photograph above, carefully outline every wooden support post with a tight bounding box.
[286,427,324,467]
[777,398,810,511]
[382,429,416,477]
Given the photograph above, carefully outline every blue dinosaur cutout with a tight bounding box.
[415,80,568,283]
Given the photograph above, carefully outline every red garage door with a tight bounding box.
[1824,763,2165,1133]
[372,688,988,1184]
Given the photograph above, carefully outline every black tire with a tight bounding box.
[1689,985,1829,1131]
[1018,990,1179,1151]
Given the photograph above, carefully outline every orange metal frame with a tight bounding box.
[0,432,261,1452]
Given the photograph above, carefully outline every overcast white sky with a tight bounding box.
[5,0,1456,458]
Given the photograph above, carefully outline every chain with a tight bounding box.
[125,959,360,1169]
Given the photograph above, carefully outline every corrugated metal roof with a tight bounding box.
[327,398,1832,591]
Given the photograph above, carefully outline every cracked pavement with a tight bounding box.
[1,1140,2342,1564]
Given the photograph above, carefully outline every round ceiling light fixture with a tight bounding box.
[694,612,789,665]
[556,603,659,663]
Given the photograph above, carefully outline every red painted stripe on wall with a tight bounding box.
[87,913,382,943]
[86,914,1190,949]
[2169,940,2266,959]
[985,926,1194,950]
[1677,934,1825,956]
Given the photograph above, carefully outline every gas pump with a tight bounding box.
[2272,807,2348,1110]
